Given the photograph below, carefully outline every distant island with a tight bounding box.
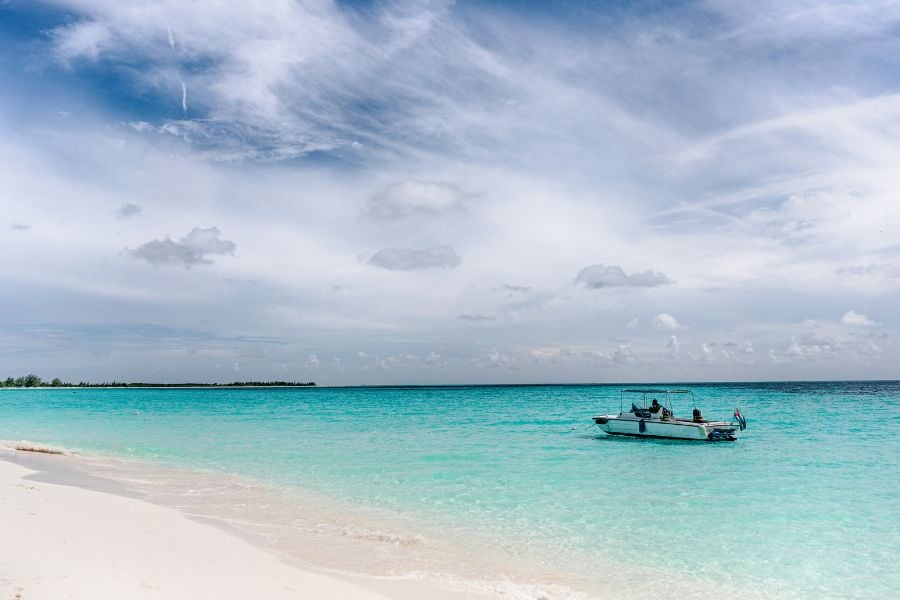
[1,375,315,388]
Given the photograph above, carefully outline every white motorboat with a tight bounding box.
[593,389,746,441]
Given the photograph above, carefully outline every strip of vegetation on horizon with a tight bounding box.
[1,375,316,388]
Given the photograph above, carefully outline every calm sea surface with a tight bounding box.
[1,382,898,599]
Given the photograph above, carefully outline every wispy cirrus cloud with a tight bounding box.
[1,0,899,383]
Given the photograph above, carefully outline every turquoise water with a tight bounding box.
[1,382,898,598]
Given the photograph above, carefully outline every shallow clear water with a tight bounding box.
[1,382,898,599]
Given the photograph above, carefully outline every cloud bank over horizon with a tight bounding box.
[1,0,898,384]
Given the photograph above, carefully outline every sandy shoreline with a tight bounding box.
[0,448,478,600]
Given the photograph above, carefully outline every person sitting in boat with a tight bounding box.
[650,399,671,420]
[692,408,706,423]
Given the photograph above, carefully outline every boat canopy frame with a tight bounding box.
[618,389,695,412]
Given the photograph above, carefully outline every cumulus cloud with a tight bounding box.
[653,313,686,330]
[574,264,671,289]
[117,203,142,219]
[613,342,635,364]
[841,310,876,327]
[487,348,516,368]
[368,246,461,271]
[785,333,842,360]
[365,180,467,219]
[130,227,236,267]
[692,340,756,365]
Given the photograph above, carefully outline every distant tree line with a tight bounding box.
[1,375,315,388]
[2,375,62,387]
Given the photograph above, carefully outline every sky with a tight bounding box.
[1,0,899,385]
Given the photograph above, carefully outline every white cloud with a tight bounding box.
[129,227,236,267]
[653,313,686,330]
[368,246,461,271]
[53,20,110,62]
[667,335,681,353]
[128,121,155,132]
[841,310,876,327]
[487,348,515,368]
[365,180,467,219]
[785,334,841,360]
[613,342,635,364]
[180,79,188,113]
[574,264,671,289]
[625,318,639,330]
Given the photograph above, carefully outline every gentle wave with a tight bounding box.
[0,439,72,455]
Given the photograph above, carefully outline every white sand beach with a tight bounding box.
[0,449,466,600]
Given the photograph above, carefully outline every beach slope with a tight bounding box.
[0,454,394,600]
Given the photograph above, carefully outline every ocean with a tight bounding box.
[1,382,897,599]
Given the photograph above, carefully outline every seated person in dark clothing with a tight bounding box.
[650,399,672,420]
[692,408,706,422]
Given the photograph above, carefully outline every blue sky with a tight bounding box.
[1,0,899,384]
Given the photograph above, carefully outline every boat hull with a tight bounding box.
[593,415,737,441]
